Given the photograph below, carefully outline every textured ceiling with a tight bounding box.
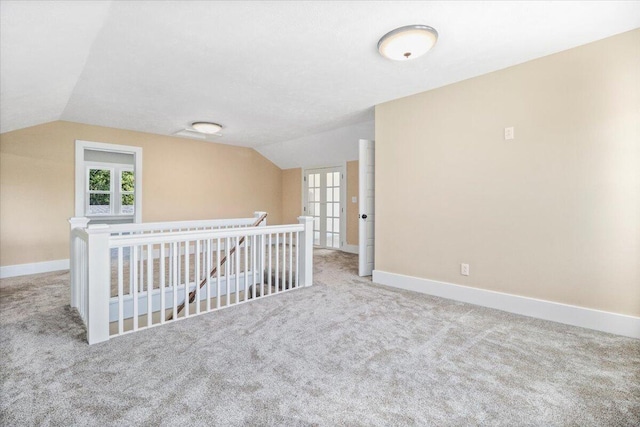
[2,1,639,149]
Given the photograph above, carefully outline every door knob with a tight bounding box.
[361,214,367,219]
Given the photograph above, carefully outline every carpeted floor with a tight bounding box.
[1,249,639,426]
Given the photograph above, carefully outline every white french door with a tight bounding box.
[304,166,344,249]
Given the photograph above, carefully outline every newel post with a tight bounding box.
[298,216,314,287]
[69,217,90,308]
[254,211,268,226]
[86,225,111,345]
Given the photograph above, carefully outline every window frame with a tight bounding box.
[75,140,142,223]
[84,163,135,217]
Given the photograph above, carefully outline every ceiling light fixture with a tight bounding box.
[377,25,438,61]
[191,122,222,134]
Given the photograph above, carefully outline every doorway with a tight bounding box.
[304,166,344,249]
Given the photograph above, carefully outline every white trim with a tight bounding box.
[342,244,359,254]
[372,270,640,339]
[0,259,70,279]
[75,140,143,223]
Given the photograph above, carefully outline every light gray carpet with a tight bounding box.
[1,249,639,426]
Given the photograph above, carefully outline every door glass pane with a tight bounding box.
[313,217,319,231]
[327,172,333,187]
[334,218,340,233]
[334,204,340,217]
[89,169,110,191]
[326,218,332,232]
[334,172,340,184]
[327,188,333,202]
[334,188,340,202]
[314,232,320,246]
[308,174,314,187]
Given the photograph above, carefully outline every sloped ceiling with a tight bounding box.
[2,1,639,153]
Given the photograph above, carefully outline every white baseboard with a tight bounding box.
[341,244,359,254]
[0,259,70,279]
[372,270,640,339]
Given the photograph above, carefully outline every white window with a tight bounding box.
[86,165,135,217]
[75,140,142,223]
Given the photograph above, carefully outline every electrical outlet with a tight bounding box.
[504,127,514,140]
[461,263,470,276]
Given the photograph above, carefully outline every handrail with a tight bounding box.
[87,216,258,235]
[167,212,268,320]
[107,224,302,247]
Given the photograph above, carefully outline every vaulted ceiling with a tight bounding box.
[2,1,639,152]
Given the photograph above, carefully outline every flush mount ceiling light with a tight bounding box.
[377,25,438,61]
[191,122,222,134]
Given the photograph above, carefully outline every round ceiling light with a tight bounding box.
[192,122,222,134]
[377,25,438,61]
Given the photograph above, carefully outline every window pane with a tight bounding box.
[334,204,340,217]
[334,188,340,202]
[327,172,333,187]
[334,172,340,184]
[89,194,110,215]
[334,218,340,233]
[333,234,340,248]
[313,203,320,217]
[89,169,110,191]
[326,218,332,232]
[121,170,134,191]
[308,174,314,187]
[327,188,333,202]
[121,194,134,214]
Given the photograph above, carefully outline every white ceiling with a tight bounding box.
[2,1,639,155]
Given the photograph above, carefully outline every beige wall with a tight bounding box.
[346,160,359,246]
[375,30,640,316]
[0,120,282,266]
[281,168,302,225]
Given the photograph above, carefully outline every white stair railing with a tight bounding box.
[69,213,314,345]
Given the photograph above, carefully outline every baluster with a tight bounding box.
[206,239,211,312]
[118,247,124,334]
[172,241,178,320]
[260,234,265,298]
[226,237,231,306]
[251,234,257,299]
[132,245,139,331]
[184,241,190,317]
[147,243,153,327]
[216,238,221,309]
[275,233,280,294]
[139,245,144,293]
[295,231,299,288]
[195,240,201,315]
[235,236,240,304]
[268,234,272,295]
[160,243,166,324]
[244,234,249,302]
[289,232,293,290]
